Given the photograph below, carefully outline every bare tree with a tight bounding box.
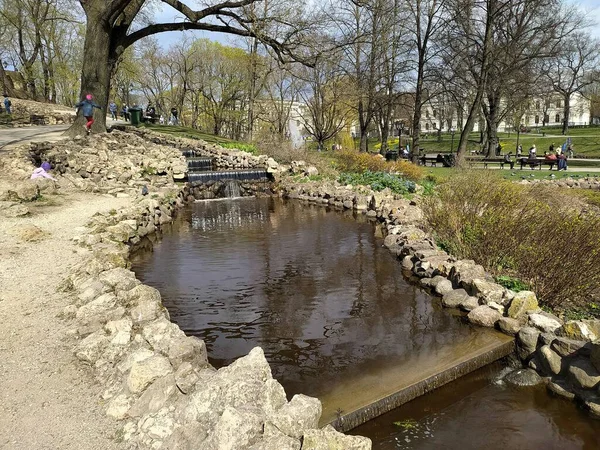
[544,32,600,134]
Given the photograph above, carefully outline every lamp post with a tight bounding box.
[395,120,405,150]
[450,127,456,154]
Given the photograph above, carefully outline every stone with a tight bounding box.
[127,355,173,394]
[106,393,133,420]
[517,327,540,360]
[551,337,591,357]
[587,401,600,419]
[1,204,30,217]
[121,284,162,307]
[5,181,40,202]
[74,331,109,364]
[460,296,480,312]
[401,255,413,270]
[529,313,562,334]
[538,345,563,375]
[471,279,505,304]
[98,268,140,292]
[504,368,544,387]
[507,291,538,319]
[428,275,448,289]
[449,261,488,289]
[117,348,155,374]
[487,302,505,313]
[249,434,301,450]
[301,425,372,450]
[161,422,208,449]
[175,362,200,394]
[591,340,600,372]
[130,297,163,325]
[567,358,600,389]
[167,335,208,368]
[141,318,185,354]
[547,380,575,400]
[558,320,600,342]
[204,406,263,450]
[441,289,470,308]
[128,374,179,417]
[268,394,322,439]
[497,317,523,336]
[434,279,454,296]
[468,305,501,328]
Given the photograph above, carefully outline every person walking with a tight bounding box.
[170,107,179,125]
[109,101,118,120]
[75,94,102,134]
[3,94,11,114]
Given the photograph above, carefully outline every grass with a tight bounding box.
[140,123,241,145]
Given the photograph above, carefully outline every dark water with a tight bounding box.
[131,198,500,399]
[352,363,600,450]
[131,197,599,446]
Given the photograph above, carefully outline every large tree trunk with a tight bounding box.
[562,93,570,135]
[65,11,113,136]
[0,62,16,97]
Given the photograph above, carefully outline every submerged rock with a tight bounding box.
[504,368,544,387]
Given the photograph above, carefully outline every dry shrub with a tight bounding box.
[334,149,387,173]
[389,160,424,182]
[255,137,336,176]
[423,170,600,310]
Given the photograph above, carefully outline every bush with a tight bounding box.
[338,171,416,195]
[389,160,424,182]
[334,150,387,173]
[423,171,600,310]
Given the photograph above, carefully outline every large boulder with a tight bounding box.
[558,320,600,342]
[3,181,40,202]
[74,330,110,364]
[434,279,454,296]
[538,345,563,375]
[471,279,505,305]
[302,425,372,450]
[507,291,538,320]
[467,305,501,328]
[449,261,488,290]
[528,313,562,334]
[567,358,600,389]
[127,355,173,394]
[517,327,540,360]
[441,289,470,308]
[551,336,591,358]
[268,394,321,439]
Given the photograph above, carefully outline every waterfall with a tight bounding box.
[222,180,242,198]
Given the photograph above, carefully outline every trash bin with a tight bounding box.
[385,150,399,162]
[129,108,142,126]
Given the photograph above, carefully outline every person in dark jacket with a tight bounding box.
[75,94,102,134]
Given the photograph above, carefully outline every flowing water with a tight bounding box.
[351,362,600,450]
[131,197,598,444]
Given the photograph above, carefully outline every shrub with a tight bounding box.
[423,171,600,310]
[338,171,416,195]
[389,160,424,182]
[334,150,387,173]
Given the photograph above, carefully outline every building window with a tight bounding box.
[556,100,562,108]
[425,123,430,131]
[433,110,437,118]
[535,115,539,124]
[535,101,540,110]
[426,110,430,119]
[544,114,549,124]
[555,114,560,123]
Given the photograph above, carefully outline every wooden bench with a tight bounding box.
[467,157,513,169]
[519,158,556,170]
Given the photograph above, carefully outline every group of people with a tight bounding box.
[75,93,183,134]
[502,142,573,170]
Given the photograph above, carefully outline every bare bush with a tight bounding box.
[423,171,600,310]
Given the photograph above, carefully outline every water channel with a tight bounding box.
[131,197,599,447]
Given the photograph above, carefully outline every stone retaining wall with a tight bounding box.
[276,180,600,419]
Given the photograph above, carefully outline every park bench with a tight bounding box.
[466,157,513,169]
[419,153,453,167]
[518,158,557,170]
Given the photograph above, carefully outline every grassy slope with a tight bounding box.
[141,123,240,145]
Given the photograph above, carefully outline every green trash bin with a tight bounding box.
[129,108,142,126]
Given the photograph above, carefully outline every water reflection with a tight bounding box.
[131,198,496,398]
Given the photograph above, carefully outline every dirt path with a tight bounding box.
[0,191,131,449]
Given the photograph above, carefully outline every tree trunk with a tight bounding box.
[65,10,113,136]
[0,62,16,97]
[562,93,570,135]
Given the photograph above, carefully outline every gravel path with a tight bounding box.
[0,191,131,449]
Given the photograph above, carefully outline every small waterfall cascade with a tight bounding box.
[220,179,242,198]
[187,157,215,172]
[188,169,269,184]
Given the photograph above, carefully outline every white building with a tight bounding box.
[420,92,591,133]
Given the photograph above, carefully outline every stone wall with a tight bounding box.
[521,176,600,190]
[1,98,75,126]
[276,179,600,419]
[188,180,274,200]
[0,132,371,449]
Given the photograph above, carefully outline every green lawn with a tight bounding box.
[421,166,600,182]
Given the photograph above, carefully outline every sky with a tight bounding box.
[147,0,600,50]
